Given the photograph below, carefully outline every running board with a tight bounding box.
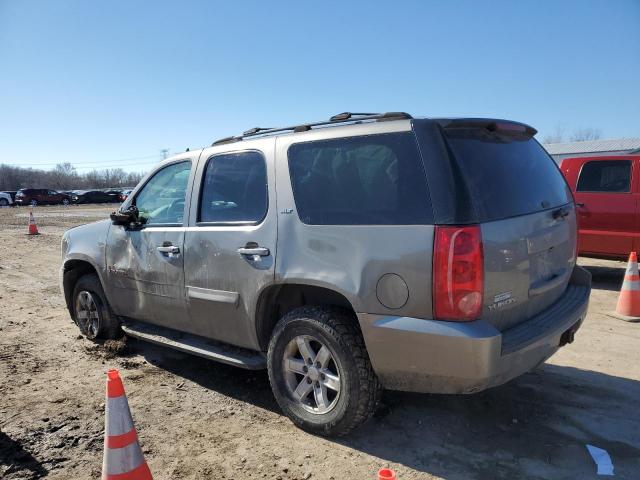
[120,319,266,370]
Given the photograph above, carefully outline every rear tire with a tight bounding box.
[72,274,121,340]
[0,198,7,207]
[267,306,381,436]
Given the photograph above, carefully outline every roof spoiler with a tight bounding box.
[435,118,537,137]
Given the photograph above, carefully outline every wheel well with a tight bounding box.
[255,284,356,351]
[62,260,98,314]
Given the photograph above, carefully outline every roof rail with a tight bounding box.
[211,111,412,146]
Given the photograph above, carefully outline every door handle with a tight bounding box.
[575,202,585,208]
[157,245,180,254]
[529,269,568,297]
[237,246,270,257]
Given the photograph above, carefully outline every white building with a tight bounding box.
[543,138,640,163]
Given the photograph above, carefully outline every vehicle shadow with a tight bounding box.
[131,340,279,413]
[132,339,640,479]
[0,430,48,478]
[341,364,640,479]
[582,264,625,292]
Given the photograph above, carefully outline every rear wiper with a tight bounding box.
[552,206,570,220]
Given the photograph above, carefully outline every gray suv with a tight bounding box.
[61,112,591,435]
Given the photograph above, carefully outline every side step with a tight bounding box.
[120,319,267,370]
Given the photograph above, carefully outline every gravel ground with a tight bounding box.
[1,204,639,479]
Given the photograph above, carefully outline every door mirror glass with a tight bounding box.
[134,161,191,225]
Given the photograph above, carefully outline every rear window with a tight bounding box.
[443,129,572,221]
[287,132,433,225]
[577,160,631,193]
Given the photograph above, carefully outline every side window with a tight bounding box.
[577,160,631,193]
[134,161,191,225]
[287,132,433,225]
[198,151,268,224]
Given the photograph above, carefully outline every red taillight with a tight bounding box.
[433,225,484,321]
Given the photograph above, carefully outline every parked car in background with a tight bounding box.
[61,112,590,436]
[2,191,17,202]
[0,191,13,206]
[15,188,71,206]
[71,190,117,204]
[103,189,124,203]
[560,154,639,260]
[118,189,133,202]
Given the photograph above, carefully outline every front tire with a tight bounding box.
[267,306,381,436]
[0,198,8,207]
[30,199,38,207]
[72,274,121,340]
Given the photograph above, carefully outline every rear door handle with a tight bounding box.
[157,245,180,254]
[237,246,270,256]
[576,203,585,208]
[529,269,568,297]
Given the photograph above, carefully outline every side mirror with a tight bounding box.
[110,205,140,226]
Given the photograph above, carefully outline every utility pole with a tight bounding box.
[161,149,169,160]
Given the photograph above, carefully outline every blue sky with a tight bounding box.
[0,0,638,173]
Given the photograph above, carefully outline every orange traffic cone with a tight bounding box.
[612,252,640,322]
[378,468,397,480]
[102,370,153,480]
[27,210,39,235]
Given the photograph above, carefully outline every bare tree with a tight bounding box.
[570,128,602,142]
[543,125,603,144]
[543,125,566,144]
[50,163,79,190]
[0,164,146,191]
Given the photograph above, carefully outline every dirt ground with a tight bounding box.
[1,204,639,480]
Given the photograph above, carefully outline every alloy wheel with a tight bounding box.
[75,290,100,338]
[283,335,341,414]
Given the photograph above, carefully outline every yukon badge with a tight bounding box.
[488,291,516,311]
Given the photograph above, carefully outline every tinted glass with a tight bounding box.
[134,161,191,224]
[199,151,268,223]
[444,129,572,221]
[287,132,432,225]
[577,160,631,193]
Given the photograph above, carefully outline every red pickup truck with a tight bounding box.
[560,155,639,260]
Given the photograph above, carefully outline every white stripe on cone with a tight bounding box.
[103,393,147,477]
[107,395,135,436]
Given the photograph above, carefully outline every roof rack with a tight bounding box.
[212,111,412,146]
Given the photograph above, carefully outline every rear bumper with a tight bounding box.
[358,265,591,393]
